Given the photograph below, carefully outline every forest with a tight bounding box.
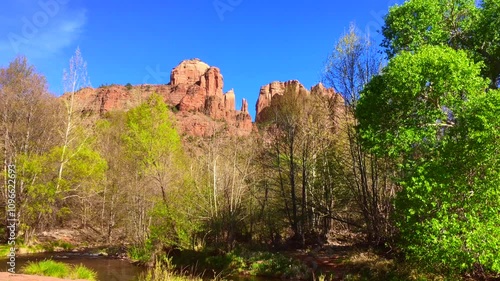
[1,0,500,280]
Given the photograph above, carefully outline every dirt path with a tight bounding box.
[0,272,88,281]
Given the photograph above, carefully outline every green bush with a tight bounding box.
[204,249,308,279]
[128,242,154,263]
[245,251,308,278]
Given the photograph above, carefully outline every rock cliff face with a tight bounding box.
[72,59,253,137]
[255,80,343,123]
[69,59,341,137]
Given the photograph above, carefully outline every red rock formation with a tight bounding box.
[66,60,343,138]
[255,80,309,122]
[224,89,235,111]
[241,98,248,113]
[171,59,210,86]
[178,84,206,112]
[69,58,254,137]
[255,80,343,123]
[310,82,336,98]
[201,67,224,97]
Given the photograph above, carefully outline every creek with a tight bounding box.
[0,252,276,281]
[0,252,145,281]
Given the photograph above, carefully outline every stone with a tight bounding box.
[224,89,235,111]
[68,59,254,137]
[170,58,210,86]
[255,80,343,123]
[241,98,248,113]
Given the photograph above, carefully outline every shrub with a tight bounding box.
[246,251,308,279]
[140,257,202,281]
[204,250,308,279]
[128,242,154,263]
[22,260,96,280]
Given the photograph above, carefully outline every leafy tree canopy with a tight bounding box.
[357,43,500,274]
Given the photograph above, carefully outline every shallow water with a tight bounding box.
[0,252,145,281]
[0,252,279,281]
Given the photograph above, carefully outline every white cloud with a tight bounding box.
[0,1,87,62]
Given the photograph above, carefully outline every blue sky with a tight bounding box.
[0,0,401,120]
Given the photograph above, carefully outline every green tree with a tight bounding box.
[357,45,500,274]
[382,0,478,58]
[123,93,198,253]
[473,0,500,88]
[123,93,184,203]
[0,56,64,242]
[18,142,107,237]
[382,0,500,88]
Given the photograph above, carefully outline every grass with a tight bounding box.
[154,247,308,279]
[23,260,70,278]
[41,240,75,252]
[338,249,450,281]
[243,251,309,278]
[3,240,73,255]
[71,264,99,280]
[0,245,12,256]
[140,258,203,281]
[22,259,97,280]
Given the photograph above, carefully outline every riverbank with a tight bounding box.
[0,272,88,281]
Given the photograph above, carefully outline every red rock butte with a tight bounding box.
[68,59,342,136]
[255,80,343,123]
[70,58,252,136]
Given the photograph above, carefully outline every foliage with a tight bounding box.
[256,83,351,243]
[357,45,487,157]
[72,264,99,281]
[473,0,500,87]
[339,250,450,281]
[382,0,478,57]
[22,260,97,280]
[124,93,199,257]
[0,55,60,243]
[382,0,499,88]
[17,142,107,234]
[128,241,155,264]
[140,257,203,281]
[322,22,396,245]
[23,260,69,278]
[47,240,75,251]
[123,93,185,198]
[244,251,308,278]
[149,200,201,250]
[0,245,11,256]
[357,45,500,274]
[204,250,309,279]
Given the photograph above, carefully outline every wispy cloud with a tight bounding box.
[0,1,87,62]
